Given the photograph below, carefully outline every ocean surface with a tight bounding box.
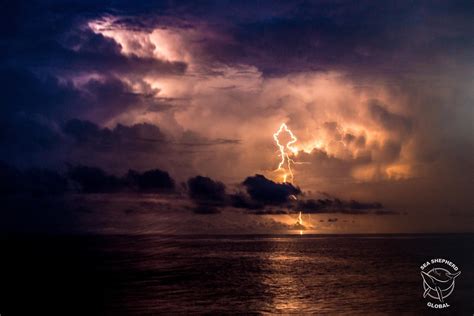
[0,234,473,315]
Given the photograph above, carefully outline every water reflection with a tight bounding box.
[262,249,313,313]
[4,234,471,314]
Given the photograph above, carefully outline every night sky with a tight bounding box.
[1,0,473,234]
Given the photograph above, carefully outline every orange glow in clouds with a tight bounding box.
[86,18,414,184]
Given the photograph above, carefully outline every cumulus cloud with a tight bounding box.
[68,165,123,193]
[63,119,168,149]
[187,176,227,214]
[126,169,175,192]
[187,176,227,202]
[242,175,301,205]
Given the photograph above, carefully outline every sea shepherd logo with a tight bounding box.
[420,258,461,309]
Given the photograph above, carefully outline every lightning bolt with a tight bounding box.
[297,211,304,235]
[273,123,298,183]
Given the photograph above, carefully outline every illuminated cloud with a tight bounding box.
[0,0,472,233]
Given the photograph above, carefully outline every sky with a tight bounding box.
[1,0,473,234]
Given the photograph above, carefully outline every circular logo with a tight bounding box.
[420,259,461,309]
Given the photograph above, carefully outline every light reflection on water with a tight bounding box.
[96,234,473,314]
[3,234,469,314]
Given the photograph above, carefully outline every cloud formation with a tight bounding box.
[0,0,472,232]
[296,198,388,215]
[187,176,226,202]
[242,175,301,205]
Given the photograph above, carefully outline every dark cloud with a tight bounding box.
[126,169,175,192]
[242,174,301,205]
[186,176,227,214]
[68,165,123,193]
[0,67,163,123]
[166,1,470,77]
[2,117,166,169]
[0,113,62,154]
[63,119,167,149]
[192,204,221,215]
[187,176,227,202]
[59,30,188,76]
[0,161,68,196]
[67,165,176,193]
[296,198,388,215]
[184,173,389,216]
[178,131,241,147]
[0,114,242,180]
[249,196,391,216]
[0,1,188,169]
[0,67,80,119]
[68,165,175,193]
[63,119,102,144]
[0,68,172,168]
[1,1,187,77]
[250,209,288,215]
[6,1,472,104]
[0,0,472,231]
[228,192,262,210]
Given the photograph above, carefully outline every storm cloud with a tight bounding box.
[242,175,301,205]
[0,0,472,232]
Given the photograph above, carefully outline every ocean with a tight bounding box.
[0,234,472,315]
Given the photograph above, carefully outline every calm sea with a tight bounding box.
[0,234,473,315]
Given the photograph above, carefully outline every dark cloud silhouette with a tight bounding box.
[187,176,227,202]
[63,119,167,149]
[68,165,123,193]
[0,68,156,123]
[0,69,173,168]
[192,204,221,215]
[183,172,389,217]
[0,162,68,196]
[0,68,78,119]
[242,174,301,205]
[0,115,55,151]
[67,165,177,194]
[126,169,175,192]
[197,1,474,76]
[184,174,390,216]
[178,131,241,147]
[186,176,227,214]
[250,209,288,215]
[296,198,389,215]
[63,119,103,144]
[229,192,262,210]
[0,156,399,219]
